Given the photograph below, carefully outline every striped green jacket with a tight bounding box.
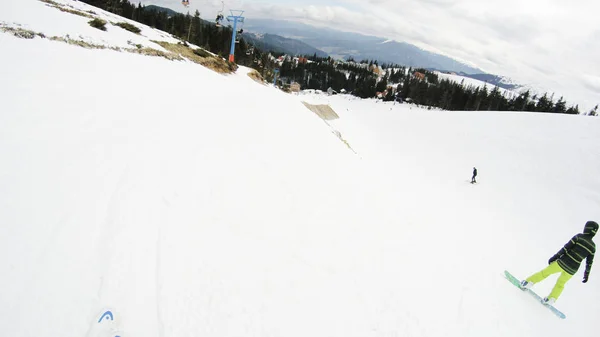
[555,234,595,276]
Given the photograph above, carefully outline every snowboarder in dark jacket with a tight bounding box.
[520,221,597,305]
[471,167,477,183]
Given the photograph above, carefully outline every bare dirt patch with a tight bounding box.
[0,25,43,39]
[301,102,340,120]
[153,41,235,74]
[247,70,266,84]
[301,102,356,153]
[0,25,183,62]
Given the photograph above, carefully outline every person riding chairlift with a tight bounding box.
[215,14,224,27]
[234,29,243,43]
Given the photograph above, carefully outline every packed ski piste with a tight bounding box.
[2,1,600,337]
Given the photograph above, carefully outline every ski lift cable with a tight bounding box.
[214,1,226,26]
[219,1,226,15]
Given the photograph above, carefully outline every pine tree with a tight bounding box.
[553,96,567,114]
[513,90,530,111]
[439,88,452,110]
[475,85,489,110]
[536,93,553,112]
[565,105,580,115]
[375,75,388,93]
[488,86,502,111]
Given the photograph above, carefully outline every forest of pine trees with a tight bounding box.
[81,0,592,115]
[279,58,583,114]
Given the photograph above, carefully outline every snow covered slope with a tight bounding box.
[436,71,514,97]
[0,0,179,51]
[435,71,556,102]
[2,1,600,337]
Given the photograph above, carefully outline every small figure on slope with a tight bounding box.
[471,167,477,184]
[520,221,597,305]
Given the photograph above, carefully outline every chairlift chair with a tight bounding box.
[215,14,224,27]
[235,29,243,43]
[234,20,244,43]
[215,1,224,27]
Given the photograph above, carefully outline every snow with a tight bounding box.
[2,1,600,337]
[434,72,572,106]
[0,0,179,51]
[436,71,514,97]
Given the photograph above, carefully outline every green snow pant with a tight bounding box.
[526,261,573,301]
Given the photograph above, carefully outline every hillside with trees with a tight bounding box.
[80,0,594,115]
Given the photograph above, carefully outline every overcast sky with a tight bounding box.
[147,0,600,111]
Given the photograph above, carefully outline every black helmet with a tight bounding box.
[584,221,598,237]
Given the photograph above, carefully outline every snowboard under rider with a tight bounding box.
[520,221,597,305]
[471,167,477,183]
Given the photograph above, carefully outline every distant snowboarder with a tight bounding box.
[520,221,597,305]
[471,167,477,184]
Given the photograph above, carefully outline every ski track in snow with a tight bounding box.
[1,1,600,337]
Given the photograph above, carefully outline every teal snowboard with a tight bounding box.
[504,270,566,319]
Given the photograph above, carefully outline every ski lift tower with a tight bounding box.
[226,10,245,63]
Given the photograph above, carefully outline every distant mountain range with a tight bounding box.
[454,73,520,90]
[244,19,484,75]
[145,6,527,87]
[241,33,328,58]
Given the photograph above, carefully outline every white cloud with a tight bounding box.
[145,0,600,109]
